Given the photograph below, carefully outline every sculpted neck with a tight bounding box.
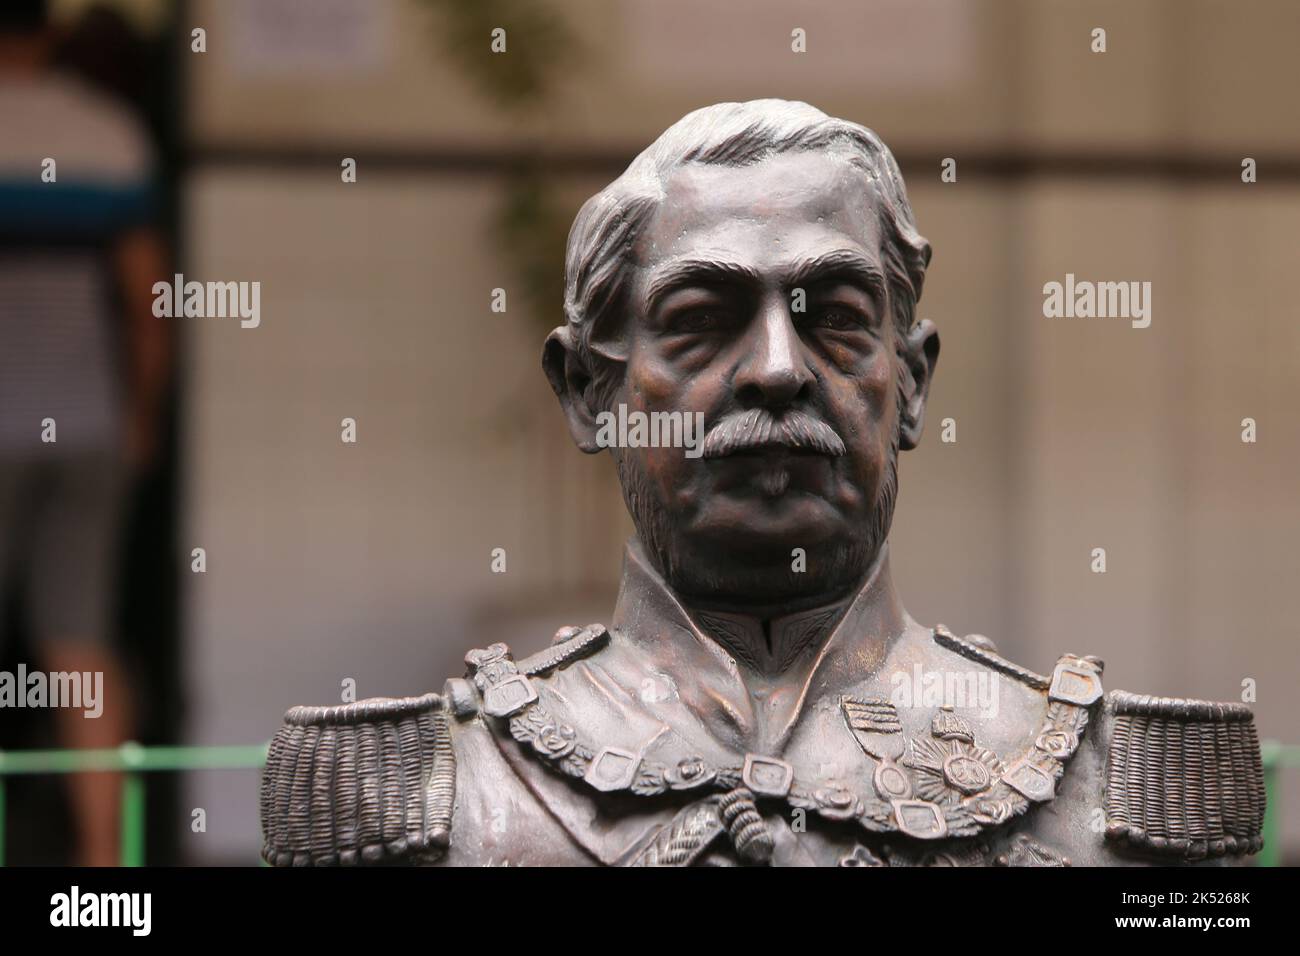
[644,540,907,677]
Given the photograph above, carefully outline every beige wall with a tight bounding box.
[180,0,1300,860]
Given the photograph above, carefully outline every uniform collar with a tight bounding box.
[605,537,910,756]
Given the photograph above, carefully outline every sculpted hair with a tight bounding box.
[560,99,932,406]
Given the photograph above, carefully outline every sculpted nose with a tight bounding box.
[733,295,814,407]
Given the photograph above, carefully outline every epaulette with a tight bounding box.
[260,693,455,866]
[520,623,610,676]
[443,624,610,720]
[1103,690,1265,860]
[932,624,1053,691]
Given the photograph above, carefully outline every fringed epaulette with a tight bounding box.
[1104,691,1265,860]
[260,693,456,866]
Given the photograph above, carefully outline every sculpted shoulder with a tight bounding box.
[1015,686,1266,866]
[259,624,612,867]
[925,626,1268,867]
[912,626,1265,866]
[1092,689,1265,864]
[259,693,455,866]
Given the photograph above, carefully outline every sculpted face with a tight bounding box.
[547,119,938,609]
[608,150,933,607]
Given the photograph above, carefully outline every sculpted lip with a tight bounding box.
[706,446,837,498]
[709,443,833,459]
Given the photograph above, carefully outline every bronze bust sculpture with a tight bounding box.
[260,100,1265,867]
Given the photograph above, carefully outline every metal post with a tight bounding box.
[1260,740,1280,868]
[0,741,270,866]
[119,742,146,867]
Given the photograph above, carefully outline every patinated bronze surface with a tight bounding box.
[260,100,1265,867]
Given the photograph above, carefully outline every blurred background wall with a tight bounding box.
[15,0,1300,863]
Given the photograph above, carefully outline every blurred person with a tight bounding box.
[0,0,170,866]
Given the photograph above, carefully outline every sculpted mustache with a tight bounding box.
[700,408,847,459]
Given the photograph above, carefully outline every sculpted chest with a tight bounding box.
[260,624,1265,867]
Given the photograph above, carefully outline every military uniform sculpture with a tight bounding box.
[260,101,1265,867]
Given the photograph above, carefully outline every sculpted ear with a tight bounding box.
[543,326,604,454]
[897,318,940,451]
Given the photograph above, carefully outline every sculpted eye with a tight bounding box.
[810,307,865,331]
[671,310,726,334]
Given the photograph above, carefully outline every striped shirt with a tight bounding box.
[0,72,155,456]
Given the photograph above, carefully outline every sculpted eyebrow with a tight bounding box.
[787,251,887,304]
[644,259,762,310]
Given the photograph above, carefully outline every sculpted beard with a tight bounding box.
[613,382,904,608]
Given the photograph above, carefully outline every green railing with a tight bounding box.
[0,741,269,866]
[0,739,1296,866]
[1260,740,1300,868]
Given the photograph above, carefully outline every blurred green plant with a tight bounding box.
[418,0,583,338]
[419,0,580,111]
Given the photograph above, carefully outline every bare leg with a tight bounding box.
[41,642,134,867]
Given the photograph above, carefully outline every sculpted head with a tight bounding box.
[544,99,939,610]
